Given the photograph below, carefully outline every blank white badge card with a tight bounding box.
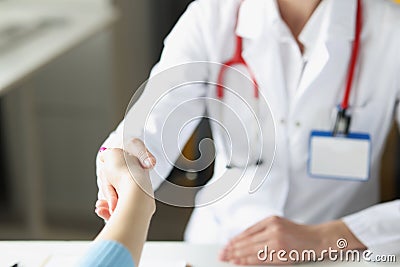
[308,131,371,181]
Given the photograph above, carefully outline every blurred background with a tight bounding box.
[0,0,399,242]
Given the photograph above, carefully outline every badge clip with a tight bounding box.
[333,108,351,136]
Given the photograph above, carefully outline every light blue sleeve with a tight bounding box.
[77,240,135,267]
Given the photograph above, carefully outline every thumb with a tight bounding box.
[127,138,156,169]
[105,184,118,213]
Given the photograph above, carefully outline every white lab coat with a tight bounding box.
[100,0,400,252]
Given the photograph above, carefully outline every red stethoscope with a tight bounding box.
[217,0,363,138]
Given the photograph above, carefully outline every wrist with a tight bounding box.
[118,175,156,218]
[315,220,367,252]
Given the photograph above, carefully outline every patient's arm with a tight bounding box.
[93,148,156,266]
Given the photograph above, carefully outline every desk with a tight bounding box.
[0,241,398,267]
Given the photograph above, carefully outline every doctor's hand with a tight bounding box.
[95,139,156,221]
[219,216,366,265]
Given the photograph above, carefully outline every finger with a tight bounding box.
[99,170,118,213]
[105,184,118,212]
[95,199,109,209]
[224,241,266,261]
[95,207,111,221]
[219,248,229,262]
[98,189,106,200]
[95,207,111,220]
[230,221,266,244]
[97,162,106,200]
[99,151,106,163]
[96,206,109,216]
[127,138,156,168]
[98,147,107,162]
[229,232,268,251]
[99,148,124,167]
[233,252,291,266]
[231,254,268,266]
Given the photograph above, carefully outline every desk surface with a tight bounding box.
[0,241,397,267]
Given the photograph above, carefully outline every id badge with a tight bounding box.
[308,131,371,181]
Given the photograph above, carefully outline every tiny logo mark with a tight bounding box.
[336,238,348,249]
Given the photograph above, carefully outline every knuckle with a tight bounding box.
[234,250,241,258]
[136,149,147,161]
[131,138,144,147]
[271,224,284,235]
[269,215,281,223]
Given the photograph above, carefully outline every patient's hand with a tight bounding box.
[95,148,155,221]
[93,148,155,266]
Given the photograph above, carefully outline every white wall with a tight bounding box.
[0,0,154,239]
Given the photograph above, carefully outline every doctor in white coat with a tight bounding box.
[96,0,400,264]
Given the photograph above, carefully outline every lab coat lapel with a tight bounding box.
[293,0,358,109]
[236,0,288,116]
[296,43,329,97]
[244,37,288,116]
[293,41,353,117]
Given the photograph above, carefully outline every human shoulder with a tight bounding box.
[364,0,400,29]
[193,0,240,8]
[189,0,241,18]
[182,0,242,40]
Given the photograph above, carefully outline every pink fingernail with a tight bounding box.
[99,147,107,152]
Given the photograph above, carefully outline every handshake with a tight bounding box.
[91,140,367,267]
[86,139,157,267]
[95,139,157,221]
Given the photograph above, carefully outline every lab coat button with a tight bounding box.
[295,121,301,127]
[280,119,286,124]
